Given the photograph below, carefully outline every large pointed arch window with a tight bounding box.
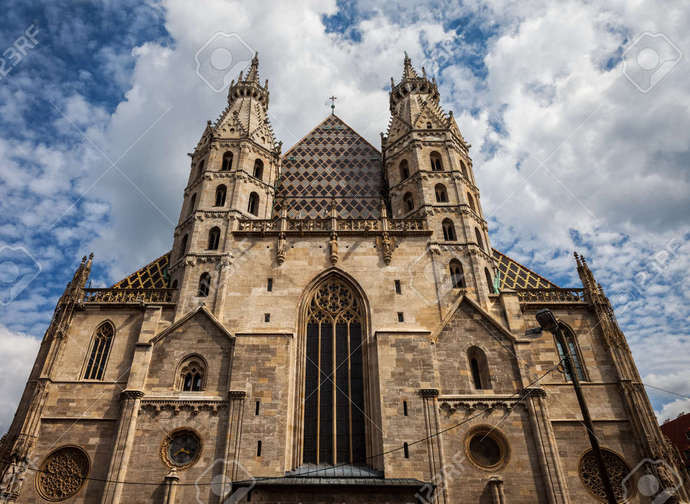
[555,325,587,382]
[84,321,114,380]
[303,277,366,466]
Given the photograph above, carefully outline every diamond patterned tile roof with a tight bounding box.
[111,253,170,289]
[493,249,558,290]
[273,114,383,219]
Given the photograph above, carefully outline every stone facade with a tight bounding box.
[1,53,689,504]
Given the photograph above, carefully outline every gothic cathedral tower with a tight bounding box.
[383,53,498,307]
[169,54,281,316]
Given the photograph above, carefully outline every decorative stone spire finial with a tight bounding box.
[402,51,419,80]
[245,52,260,82]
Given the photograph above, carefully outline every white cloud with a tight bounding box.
[0,326,40,433]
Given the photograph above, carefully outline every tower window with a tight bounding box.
[83,321,114,380]
[264,313,270,322]
[485,268,496,294]
[450,259,465,288]
[403,442,410,458]
[208,227,221,250]
[399,159,410,181]
[475,228,484,251]
[198,272,211,297]
[430,151,443,171]
[460,160,469,179]
[426,122,432,129]
[555,326,587,382]
[403,400,408,416]
[267,278,273,292]
[435,184,448,203]
[189,193,197,216]
[468,346,491,389]
[179,356,205,391]
[394,279,401,294]
[253,159,264,180]
[256,400,261,416]
[403,192,414,212]
[222,151,233,171]
[180,234,188,258]
[467,193,476,213]
[248,192,260,216]
[397,312,404,322]
[442,219,457,241]
[215,185,227,206]
[257,441,262,457]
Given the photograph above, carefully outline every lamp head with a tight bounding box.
[535,309,559,333]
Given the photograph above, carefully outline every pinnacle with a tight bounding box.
[245,52,260,82]
[401,51,419,80]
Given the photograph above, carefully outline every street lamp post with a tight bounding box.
[534,309,618,504]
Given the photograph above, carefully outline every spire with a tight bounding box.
[402,51,419,80]
[245,52,260,82]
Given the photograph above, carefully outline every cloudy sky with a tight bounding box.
[0,0,688,432]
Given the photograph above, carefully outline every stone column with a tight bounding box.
[162,469,179,504]
[100,390,143,504]
[524,388,570,504]
[218,391,247,502]
[487,476,506,504]
[420,389,447,504]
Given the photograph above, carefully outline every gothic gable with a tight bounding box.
[146,307,233,394]
[274,114,383,219]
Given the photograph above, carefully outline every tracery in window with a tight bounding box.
[303,277,366,465]
[430,151,443,171]
[555,325,587,381]
[36,446,89,501]
[83,321,114,380]
[178,356,205,391]
[579,449,632,501]
[435,184,448,203]
[442,219,457,241]
[198,272,211,297]
[450,259,465,288]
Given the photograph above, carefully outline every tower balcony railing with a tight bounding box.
[515,288,586,304]
[82,288,177,304]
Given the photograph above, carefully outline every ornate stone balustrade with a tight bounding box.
[82,288,176,304]
[515,288,586,304]
[235,217,429,235]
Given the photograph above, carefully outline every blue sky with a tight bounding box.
[0,0,689,431]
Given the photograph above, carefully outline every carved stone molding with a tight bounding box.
[140,399,228,415]
[120,390,144,400]
[439,395,528,415]
[228,390,248,400]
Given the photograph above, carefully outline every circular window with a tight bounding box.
[579,449,633,502]
[465,427,509,470]
[161,429,202,469]
[36,446,89,501]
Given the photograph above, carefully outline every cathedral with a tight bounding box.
[1,53,688,504]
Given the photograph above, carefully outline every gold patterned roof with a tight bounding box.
[111,253,170,289]
[493,249,558,290]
